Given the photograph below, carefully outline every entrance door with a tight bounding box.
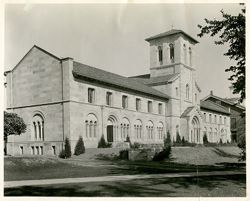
[107,125,113,142]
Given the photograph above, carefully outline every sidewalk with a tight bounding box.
[5,170,245,188]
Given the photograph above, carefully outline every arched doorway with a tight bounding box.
[190,116,201,143]
[107,115,118,143]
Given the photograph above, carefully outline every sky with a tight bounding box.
[4,3,243,99]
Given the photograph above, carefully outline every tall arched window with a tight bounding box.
[189,47,192,66]
[169,43,174,63]
[157,122,164,139]
[183,44,187,64]
[32,114,44,141]
[85,114,98,138]
[121,118,130,139]
[186,84,190,99]
[146,121,154,139]
[158,46,163,63]
[134,119,142,139]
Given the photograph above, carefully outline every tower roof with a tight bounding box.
[145,29,199,44]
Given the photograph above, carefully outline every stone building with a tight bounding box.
[5,29,232,156]
[202,91,245,142]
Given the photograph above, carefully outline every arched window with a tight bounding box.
[146,121,154,139]
[204,127,207,139]
[85,114,98,138]
[195,93,197,102]
[214,128,218,143]
[209,128,213,142]
[157,122,164,139]
[158,46,163,63]
[121,118,130,138]
[32,114,44,141]
[183,44,187,64]
[189,47,192,66]
[169,43,174,63]
[134,119,142,139]
[186,84,189,99]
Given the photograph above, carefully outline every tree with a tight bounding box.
[74,136,85,155]
[175,132,182,144]
[164,130,171,147]
[4,111,27,155]
[237,112,245,161]
[198,4,245,102]
[203,134,208,144]
[64,137,72,158]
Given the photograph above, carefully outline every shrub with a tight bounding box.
[59,149,66,159]
[164,131,171,147]
[203,134,208,144]
[152,145,171,161]
[98,135,112,148]
[131,142,141,149]
[74,136,85,155]
[181,136,185,144]
[176,132,182,144]
[64,137,72,158]
[98,135,107,148]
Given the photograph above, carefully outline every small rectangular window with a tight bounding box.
[36,146,39,155]
[40,146,43,155]
[122,95,128,109]
[31,146,35,155]
[88,88,95,103]
[106,92,112,106]
[214,115,217,124]
[52,146,56,155]
[136,98,141,111]
[148,101,153,113]
[20,146,24,155]
[158,103,163,114]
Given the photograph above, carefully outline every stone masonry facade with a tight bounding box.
[5,29,231,156]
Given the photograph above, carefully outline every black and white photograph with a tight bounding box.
[2,1,246,198]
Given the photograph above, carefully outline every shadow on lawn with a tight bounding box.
[104,160,245,176]
[212,147,239,158]
[4,174,246,197]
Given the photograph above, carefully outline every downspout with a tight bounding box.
[60,60,65,150]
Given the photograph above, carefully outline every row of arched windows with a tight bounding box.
[157,44,192,66]
[203,112,228,125]
[158,43,175,64]
[85,114,98,138]
[203,127,227,143]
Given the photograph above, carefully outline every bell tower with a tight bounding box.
[145,29,198,77]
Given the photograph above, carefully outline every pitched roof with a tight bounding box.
[181,106,195,118]
[200,100,230,115]
[145,29,199,43]
[73,62,170,100]
[202,94,245,110]
[130,73,179,86]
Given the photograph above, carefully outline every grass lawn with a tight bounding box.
[5,174,246,197]
[4,146,245,181]
[4,156,115,181]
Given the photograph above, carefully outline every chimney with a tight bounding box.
[210,90,213,95]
